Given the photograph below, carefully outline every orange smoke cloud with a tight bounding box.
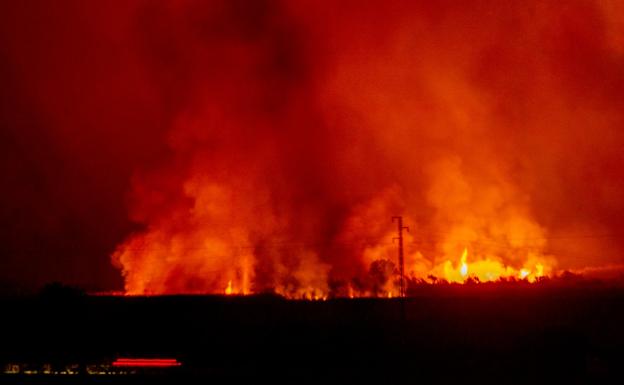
[109,0,624,296]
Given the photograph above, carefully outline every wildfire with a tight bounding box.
[105,1,619,300]
[436,248,550,284]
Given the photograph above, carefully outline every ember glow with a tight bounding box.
[66,0,624,298]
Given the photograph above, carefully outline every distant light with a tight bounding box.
[112,358,181,368]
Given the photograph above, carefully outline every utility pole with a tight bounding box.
[392,216,409,298]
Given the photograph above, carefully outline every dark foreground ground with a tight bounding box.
[1,283,623,384]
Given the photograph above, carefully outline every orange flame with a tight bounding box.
[459,248,469,278]
[433,248,551,284]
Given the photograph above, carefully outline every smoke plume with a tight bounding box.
[2,1,623,293]
[111,0,624,295]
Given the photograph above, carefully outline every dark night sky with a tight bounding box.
[0,1,170,290]
[1,1,624,293]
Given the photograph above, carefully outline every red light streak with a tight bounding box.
[112,358,181,368]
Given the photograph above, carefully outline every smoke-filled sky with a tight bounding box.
[1,0,623,293]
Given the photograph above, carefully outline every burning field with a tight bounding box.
[4,2,624,384]
[100,1,624,298]
[1,1,624,296]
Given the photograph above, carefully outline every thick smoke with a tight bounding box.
[2,1,623,293]
[112,0,624,295]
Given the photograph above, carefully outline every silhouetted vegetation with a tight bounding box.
[38,282,86,300]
